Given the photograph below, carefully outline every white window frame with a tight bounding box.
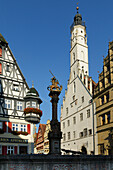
[32,101,36,108]
[12,123,18,131]
[20,124,27,132]
[5,99,11,109]
[7,146,14,155]
[26,101,30,108]
[17,101,23,111]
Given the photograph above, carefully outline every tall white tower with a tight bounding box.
[70,6,89,82]
[61,6,97,155]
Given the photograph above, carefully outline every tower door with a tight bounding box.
[19,146,27,154]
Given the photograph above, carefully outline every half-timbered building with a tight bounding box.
[0,33,42,155]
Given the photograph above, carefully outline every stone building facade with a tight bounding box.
[94,41,113,155]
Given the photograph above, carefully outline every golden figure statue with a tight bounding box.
[47,70,62,92]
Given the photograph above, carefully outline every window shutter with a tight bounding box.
[27,124,30,134]
[14,146,17,155]
[2,146,7,155]
[3,122,6,132]
[0,48,2,57]
[0,63,2,74]
[8,122,12,133]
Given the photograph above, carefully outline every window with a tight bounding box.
[87,109,90,118]
[107,113,110,124]
[63,122,65,129]
[89,129,92,135]
[12,123,18,131]
[84,128,87,137]
[101,96,104,105]
[21,124,27,132]
[32,102,36,108]
[26,102,30,108]
[0,145,2,154]
[80,113,83,121]
[0,122,2,129]
[102,115,105,125]
[0,47,2,56]
[106,93,109,103]
[63,133,66,141]
[73,71,75,78]
[0,63,2,74]
[80,132,83,138]
[66,107,68,116]
[73,131,76,138]
[75,99,77,105]
[7,146,14,155]
[67,120,70,126]
[100,144,104,155]
[6,65,10,72]
[73,117,76,124]
[73,53,75,62]
[73,95,75,101]
[5,99,11,109]
[17,101,22,111]
[13,85,19,91]
[73,82,76,93]
[67,132,71,140]
[82,96,84,103]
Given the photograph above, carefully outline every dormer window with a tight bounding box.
[6,65,10,72]
[13,84,19,91]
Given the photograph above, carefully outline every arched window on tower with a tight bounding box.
[0,63,2,74]
[73,82,76,93]
[73,71,75,78]
[73,53,75,62]
[0,47,2,57]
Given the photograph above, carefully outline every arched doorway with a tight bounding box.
[81,146,87,154]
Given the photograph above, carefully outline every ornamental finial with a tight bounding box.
[76,2,79,13]
[32,81,34,88]
[47,70,62,93]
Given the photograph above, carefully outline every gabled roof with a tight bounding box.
[0,33,8,44]
[0,33,29,89]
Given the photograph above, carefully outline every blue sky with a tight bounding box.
[1,0,113,126]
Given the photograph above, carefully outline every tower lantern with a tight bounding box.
[24,86,42,124]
